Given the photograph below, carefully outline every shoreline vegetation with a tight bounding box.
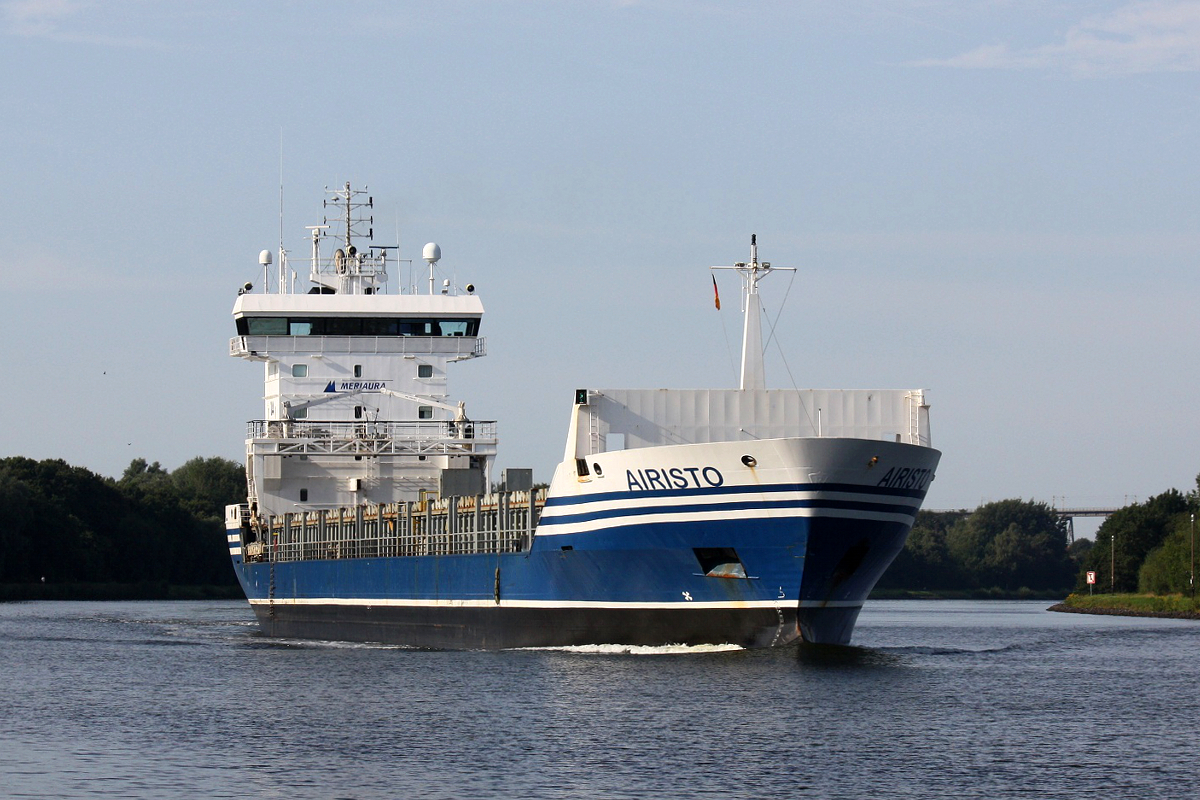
[1049,592,1200,620]
[0,456,244,601]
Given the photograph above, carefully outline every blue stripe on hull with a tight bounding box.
[539,497,918,528]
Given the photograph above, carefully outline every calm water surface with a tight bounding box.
[1,600,1197,799]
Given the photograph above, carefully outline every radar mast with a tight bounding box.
[711,234,795,390]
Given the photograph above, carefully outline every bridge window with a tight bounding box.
[292,364,308,377]
[246,317,287,335]
[418,406,433,419]
[362,318,399,335]
[399,320,435,336]
[324,318,362,335]
[418,364,433,378]
[237,316,480,337]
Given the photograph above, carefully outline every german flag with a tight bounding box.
[712,275,721,310]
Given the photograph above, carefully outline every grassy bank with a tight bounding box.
[0,583,244,602]
[1050,593,1200,620]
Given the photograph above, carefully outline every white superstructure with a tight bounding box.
[230,183,494,517]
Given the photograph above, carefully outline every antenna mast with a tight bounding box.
[278,131,285,294]
[710,234,795,390]
[323,182,374,249]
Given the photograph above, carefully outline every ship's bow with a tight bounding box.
[788,438,941,644]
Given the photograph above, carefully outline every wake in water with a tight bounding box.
[513,642,746,655]
[240,635,421,651]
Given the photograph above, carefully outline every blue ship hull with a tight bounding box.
[226,196,940,650]
[228,482,923,648]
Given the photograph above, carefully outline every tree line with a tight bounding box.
[0,456,244,591]
[1075,487,1198,595]
[876,482,1200,596]
[875,499,1080,594]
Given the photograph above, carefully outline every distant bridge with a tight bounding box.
[924,506,1121,543]
[1053,508,1120,543]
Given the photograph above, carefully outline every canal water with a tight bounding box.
[2,599,1196,799]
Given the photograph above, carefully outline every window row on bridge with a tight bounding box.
[236,317,480,337]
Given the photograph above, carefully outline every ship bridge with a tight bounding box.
[230,182,493,517]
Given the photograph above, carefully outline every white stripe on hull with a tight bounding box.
[247,597,864,610]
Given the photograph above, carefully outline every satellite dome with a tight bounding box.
[259,249,273,266]
[423,242,441,264]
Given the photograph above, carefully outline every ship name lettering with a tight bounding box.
[876,467,933,491]
[625,466,724,491]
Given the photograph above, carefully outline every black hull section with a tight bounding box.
[251,603,800,650]
[795,605,863,646]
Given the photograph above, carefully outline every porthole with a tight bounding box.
[741,454,757,468]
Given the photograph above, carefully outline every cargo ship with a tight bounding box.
[225,183,941,648]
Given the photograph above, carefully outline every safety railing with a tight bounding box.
[230,335,486,358]
[243,489,546,563]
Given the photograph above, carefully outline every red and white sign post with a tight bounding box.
[1086,571,1097,595]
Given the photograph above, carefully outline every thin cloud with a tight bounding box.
[2,0,165,48]
[915,0,1200,76]
[4,0,88,35]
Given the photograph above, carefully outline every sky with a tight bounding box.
[3,0,1199,529]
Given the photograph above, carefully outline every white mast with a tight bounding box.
[740,235,765,390]
[711,234,794,391]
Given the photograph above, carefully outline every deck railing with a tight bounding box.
[241,489,546,563]
[245,419,498,457]
[230,335,486,359]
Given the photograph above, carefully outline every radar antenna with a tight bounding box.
[323,182,374,249]
[305,183,390,294]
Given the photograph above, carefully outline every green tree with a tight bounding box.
[945,499,1073,590]
[877,509,967,590]
[0,457,125,582]
[1082,490,1188,593]
[1138,513,1197,595]
[170,457,245,521]
[0,469,35,582]
[1067,537,1094,567]
[0,455,240,590]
